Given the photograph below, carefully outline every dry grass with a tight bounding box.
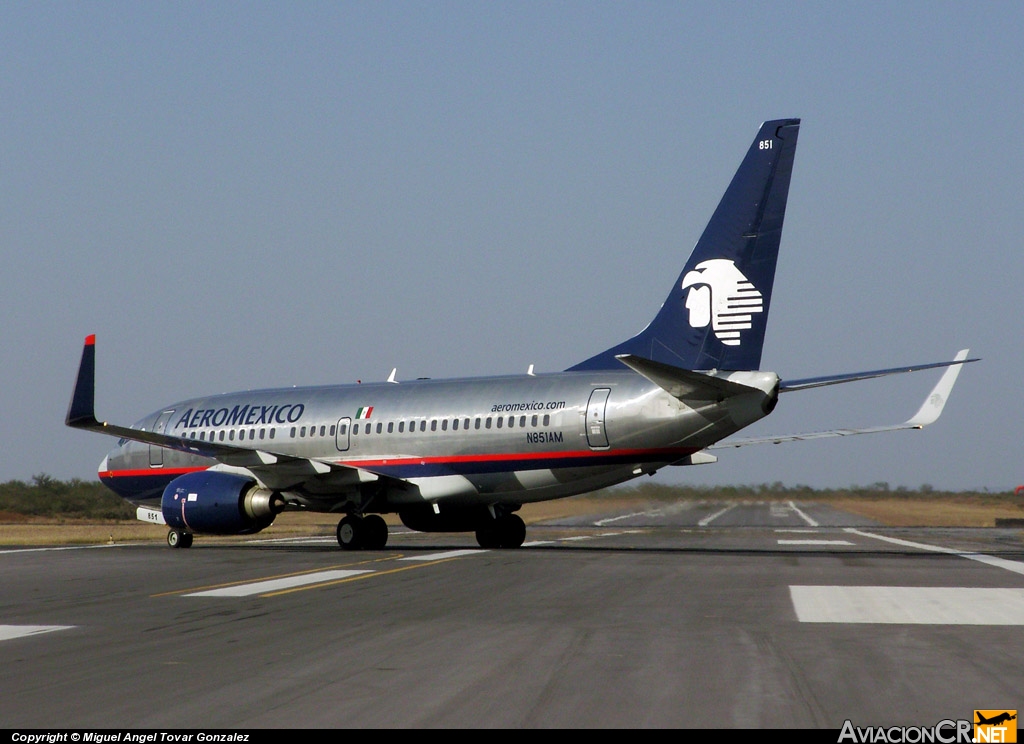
[827,498,1024,527]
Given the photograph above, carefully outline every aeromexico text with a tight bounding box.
[174,404,305,430]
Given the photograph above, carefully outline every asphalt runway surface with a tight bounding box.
[2,500,1023,728]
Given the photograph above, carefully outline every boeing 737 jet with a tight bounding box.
[66,119,975,550]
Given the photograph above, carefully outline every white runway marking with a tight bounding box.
[184,569,373,597]
[0,544,123,555]
[399,550,481,561]
[845,528,1024,576]
[246,536,337,545]
[790,586,1024,624]
[0,625,73,641]
[777,539,854,546]
[698,503,737,526]
[775,529,820,533]
[787,500,819,527]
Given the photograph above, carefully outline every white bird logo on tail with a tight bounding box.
[681,259,763,346]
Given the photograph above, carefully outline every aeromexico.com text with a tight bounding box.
[490,401,566,413]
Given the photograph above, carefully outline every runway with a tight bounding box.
[2,500,1023,728]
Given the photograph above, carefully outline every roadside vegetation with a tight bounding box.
[0,476,1019,538]
[0,474,135,521]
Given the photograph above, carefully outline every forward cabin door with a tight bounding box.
[585,388,611,449]
[335,417,351,452]
[149,410,175,467]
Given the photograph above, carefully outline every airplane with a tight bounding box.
[976,712,1017,727]
[66,118,976,550]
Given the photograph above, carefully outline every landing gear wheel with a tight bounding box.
[167,529,193,549]
[496,514,526,548]
[362,515,389,550]
[475,526,500,549]
[476,514,526,549]
[337,516,363,550]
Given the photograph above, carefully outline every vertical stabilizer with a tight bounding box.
[570,119,800,372]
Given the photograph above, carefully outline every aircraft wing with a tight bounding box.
[65,335,395,489]
[709,349,972,448]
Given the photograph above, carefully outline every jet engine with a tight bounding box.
[161,471,285,535]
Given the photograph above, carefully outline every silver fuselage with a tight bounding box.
[101,368,778,513]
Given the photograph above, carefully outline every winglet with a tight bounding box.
[66,334,101,428]
[905,349,969,427]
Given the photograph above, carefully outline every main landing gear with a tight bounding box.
[336,514,389,550]
[167,529,194,549]
[475,514,526,549]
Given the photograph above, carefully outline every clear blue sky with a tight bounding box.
[2,2,1020,490]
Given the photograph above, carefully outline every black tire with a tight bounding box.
[475,526,500,549]
[337,516,363,550]
[362,515,389,550]
[496,514,526,548]
[167,529,192,549]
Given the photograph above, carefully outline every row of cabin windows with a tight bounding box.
[181,414,553,443]
[339,413,551,437]
[188,428,278,442]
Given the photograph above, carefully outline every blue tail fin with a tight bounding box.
[569,118,800,372]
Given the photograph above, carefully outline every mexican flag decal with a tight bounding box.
[356,406,373,419]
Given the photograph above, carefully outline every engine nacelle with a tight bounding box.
[161,471,285,535]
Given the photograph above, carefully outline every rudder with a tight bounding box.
[570,119,800,372]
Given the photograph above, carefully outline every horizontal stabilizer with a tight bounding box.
[711,350,971,448]
[780,351,978,392]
